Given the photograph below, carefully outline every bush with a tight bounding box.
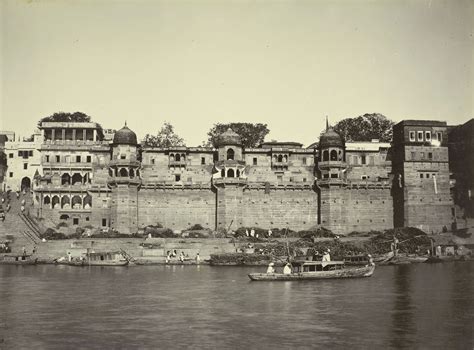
[297,227,336,239]
[188,224,204,231]
[41,228,67,240]
[144,226,176,238]
[56,222,68,229]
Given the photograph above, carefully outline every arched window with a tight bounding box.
[43,196,50,205]
[52,196,60,209]
[175,154,181,161]
[61,196,70,209]
[83,194,92,209]
[169,154,175,161]
[323,150,329,161]
[129,169,135,178]
[119,168,128,177]
[72,173,82,185]
[71,195,82,209]
[227,148,235,160]
[283,155,288,163]
[221,169,225,178]
[277,155,283,162]
[236,169,240,178]
[227,169,235,178]
[330,150,338,161]
[60,214,69,221]
[136,170,140,177]
[61,173,71,185]
[181,154,186,161]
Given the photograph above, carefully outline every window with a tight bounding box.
[437,132,442,141]
[322,150,329,161]
[411,152,416,160]
[175,174,181,182]
[421,152,425,159]
[23,163,27,170]
[73,218,79,225]
[102,218,107,227]
[417,131,423,141]
[361,175,367,180]
[86,217,90,221]
[29,151,33,157]
[352,155,358,165]
[330,150,338,161]
[303,178,307,182]
[18,151,23,157]
[76,155,81,162]
[323,174,329,179]
[9,172,13,177]
[428,152,433,160]
[425,132,431,141]
[46,155,50,162]
[151,159,155,165]
[86,156,91,163]
[277,175,283,182]
[120,155,126,160]
[409,131,416,142]
[302,157,307,165]
[426,173,430,178]
[420,173,424,178]
[227,148,235,160]
[330,173,338,178]
[253,157,257,165]
[201,157,205,165]
[361,155,366,165]
[9,153,13,158]
[56,155,60,162]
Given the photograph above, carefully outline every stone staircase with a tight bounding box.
[0,191,40,254]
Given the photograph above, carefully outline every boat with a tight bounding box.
[248,260,375,281]
[0,254,38,265]
[56,251,129,266]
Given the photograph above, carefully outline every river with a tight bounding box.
[0,262,472,349]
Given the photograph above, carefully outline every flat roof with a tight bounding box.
[395,120,447,127]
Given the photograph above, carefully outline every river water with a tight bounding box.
[0,262,472,349]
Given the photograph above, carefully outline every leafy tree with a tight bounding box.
[143,122,185,148]
[37,112,92,127]
[333,113,394,142]
[207,123,270,148]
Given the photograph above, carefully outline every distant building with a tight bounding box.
[2,117,470,235]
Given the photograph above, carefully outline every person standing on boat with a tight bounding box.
[266,262,275,274]
[283,263,292,275]
[322,249,331,262]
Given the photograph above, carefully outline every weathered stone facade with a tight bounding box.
[15,118,472,235]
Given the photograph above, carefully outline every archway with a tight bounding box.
[20,177,31,191]
[129,169,135,178]
[221,169,225,178]
[277,155,283,162]
[169,154,175,161]
[72,173,83,185]
[61,173,71,185]
[227,148,235,160]
[119,168,128,177]
[71,195,82,209]
[227,169,235,178]
[330,150,338,161]
[52,196,60,209]
[323,150,329,161]
[60,214,70,221]
[43,196,51,205]
[83,194,92,209]
[175,154,181,161]
[61,196,70,209]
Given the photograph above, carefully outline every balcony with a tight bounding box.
[212,177,247,187]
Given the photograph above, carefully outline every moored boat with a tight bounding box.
[248,260,375,281]
[56,251,129,266]
[0,254,38,265]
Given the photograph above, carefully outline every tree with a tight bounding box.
[206,123,270,148]
[37,111,92,127]
[143,122,185,148]
[333,113,394,142]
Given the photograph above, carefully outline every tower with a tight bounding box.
[315,127,347,233]
[108,123,141,234]
[392,120,453,233]
[212,128,247,231]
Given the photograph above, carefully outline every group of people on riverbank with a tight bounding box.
[0,189,31,222]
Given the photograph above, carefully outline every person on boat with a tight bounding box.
[266,262,275,274]
[283,263,292,275]
[322,249,331,262]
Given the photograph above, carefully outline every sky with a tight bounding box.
[0,0,472,146]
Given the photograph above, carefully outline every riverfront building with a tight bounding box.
[1,118,473,235]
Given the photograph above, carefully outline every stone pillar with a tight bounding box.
[83,129,86,141]
[93,129,97,141]
[52,129,55,140]
[72,129,76,141]
[61,129,65,141]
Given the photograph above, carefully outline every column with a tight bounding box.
[61,129,65,141]
[72,129,76,141]
[83,129,86,141]
[93,129,97,141]
[52,129,56,141]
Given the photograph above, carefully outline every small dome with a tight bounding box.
[319,128,343,148]
[113,124,137,145]
[216,128,242,146]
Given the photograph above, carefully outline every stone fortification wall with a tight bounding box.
[137,188,215,230]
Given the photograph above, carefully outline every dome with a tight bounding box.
[319,128,344,148]
[113,124,137,145]
[216,128,242,146]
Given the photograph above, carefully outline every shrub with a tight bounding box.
[56,222,68,229]
[188,224,204,231]
[41,228,67,240]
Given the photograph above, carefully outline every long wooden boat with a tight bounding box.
[56,251,129,266]
[0,254,38,265]
[248,260,375,281]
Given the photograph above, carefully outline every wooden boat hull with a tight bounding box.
[57,260,129,266]
[248,265,375,281]
[0,256,38,265]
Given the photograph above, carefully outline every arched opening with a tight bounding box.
[129,169,135,178]
[175,154,181,161]
[283,155,288,163]
[227,148,235,160]
[71,195,82,209]
[330,150,338,161]
[43,196,50,205]
[52,196,60,209]
[136,170,140,177]
[59,214,69,221]
[227,169,235,178]
[277,155,283,162]
[181,154,186,161]
[119,168,128,177]
[61,173,71,185]
[114,168,118,176]
[221,169,225,178]
[61,196,70,209]
[169,154,175,161]
[72,173,83,185]
[323,150,329,161]
[20,177,31,191]
[83,194,92,209]
[236,169,240,178]
[109,169,113,177]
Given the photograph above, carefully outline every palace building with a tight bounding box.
[1,118,472,235]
